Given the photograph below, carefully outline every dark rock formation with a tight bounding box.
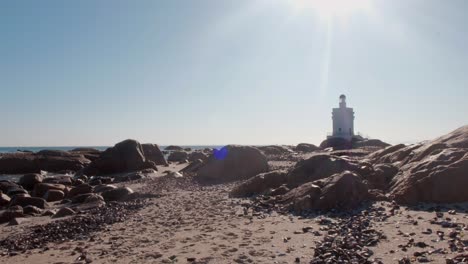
[390,149,468,204]
[285,154,363,188]
[142,144,168,166]
[363,164,398,190]
[168,151,189,162]
[280,171,369,213]
[165,145,184,151]
[0,192,11,207]
[230,170,288,197]
[10,196,49,209]
[18,174,44,190]
[33,183,67,198]
[196,145,268,183]
[101,187,134,201]
[67,184,93,198]
[188,152,208,162]
[295,143,320,153]
[319,137,352,150]
[258,145,294,155]
[53,207,75,218]
[0,206,24,224]
[0,151,91,174]
[43,190,65,202]
[82,139,157,176]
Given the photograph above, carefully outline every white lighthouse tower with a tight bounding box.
[329,94,355,141]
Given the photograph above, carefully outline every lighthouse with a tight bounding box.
[329,94,355,141]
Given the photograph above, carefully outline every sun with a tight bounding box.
[292,0,372,20]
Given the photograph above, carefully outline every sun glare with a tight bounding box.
[292,0,372,20]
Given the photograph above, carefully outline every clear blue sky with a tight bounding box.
[1,0,467,146]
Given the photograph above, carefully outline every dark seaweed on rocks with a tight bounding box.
[0,200,146,254]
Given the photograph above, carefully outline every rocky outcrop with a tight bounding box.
[165,145,184,151]
[230,170,288,197]
[180,159,205,174]
[0,206,24,224]
[188,152,208,162]
[311,171,369,210]
[53,207,75,218]
[285,154,363,188]
[43,190,65,202]
[319,137,352,150]
[295,143,320,153]
[390,149,468,204]
[363,164,398,190]
[258,145,293,155]
[142,144,168,166]
[0,152,91,174]
[353,139,390,149]
[167,151,188,162]
[33,183,67,198]
[196,145,269,183]
[70,148,102,162]
[10,196,49,209]
[67,184,93,198]
[18,174,44,190]
[0,192,11,207]
[101,187,134,201]
[281,171,369,213]
[0,181,20,194]
[82,139,157,176]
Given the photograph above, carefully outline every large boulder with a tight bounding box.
[0,151,91,174]
[196,145,269,183]
[0,206,24,224]
[18,173,44,190]
[319,137,352,150]
[33,183,67,198]
[285,154,362,188]
[230,170,288,197]
[427,125,468,149]
[279,183,322,213]
[279,171,369,212]
[168,151,188,162]
[43,175,73,186]
[165,145,184,151]
[43,190,65,202]
[258,145,294,155]
[70,148,102,162]
[363,164,398,190]
[294,143,320,153]
[188,152,208,162]
[180,159,205,174]
[101,187,134,201]
[67,184,93,198]
[142,144,168,166]
[312,171,369,210]
[390,149,468,204]
[0,192,11,207]
[0,181,20,194]
[93,184,118,193]
[10,196,49,209]
[353,139,390,149]
[53,207,75,218]
[82,139,157,176]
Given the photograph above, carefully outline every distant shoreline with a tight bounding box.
[0,145,224,154]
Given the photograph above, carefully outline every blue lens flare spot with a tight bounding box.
[213,146,228,160]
